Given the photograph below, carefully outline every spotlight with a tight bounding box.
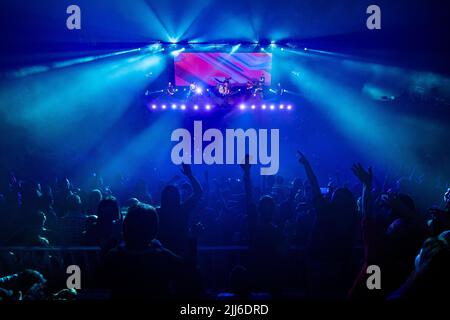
[262,104,267,110]
[181,104,186,110]
[171,47,185,57]
[151,104,157,109]
[251,104,256,110]
[171,104,177,110]
[169,37,178,44]
[270,40,276,48]
[195,87,203,94]
[287,105,292,110]
[194,105,199,110]
[279,104,284,110]
[261,47,265,52]
[205,104,211,110]
[162,104,167,109]
[239,104,246,110]
[304,48,308,51]
[230,43,241,54]
[270,104,275,110]
[281,47,285,51]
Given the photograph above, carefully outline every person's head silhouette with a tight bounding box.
[123,203,158,250]
[97,198,119,226]
[258,195,276,224]
[161,185,181,210]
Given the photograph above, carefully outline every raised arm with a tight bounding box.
[240,155,258,244]
[181,163,203,209]
[240,154,253,203]
[297,151,323,207]
[351,163,373,218]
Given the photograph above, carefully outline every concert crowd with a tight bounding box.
[0,154,449,301]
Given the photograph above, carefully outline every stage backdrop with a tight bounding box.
[174,52,272,86]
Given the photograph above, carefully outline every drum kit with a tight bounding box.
[159,76,267,107]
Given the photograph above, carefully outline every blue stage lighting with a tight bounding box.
[205,104,211,110]
[270,104,275,110]
[181,104,186,110]
[251,105,256,110]
[262,104,267,110]
[279,104,284,109]
[230,43,241,54]
[194,105,199,110]
[162,104,167,110]
[151,104,157,110]
[287,105,292,110]
[239,104,246,110]
[171,104,177,110]
[171,47,185,57]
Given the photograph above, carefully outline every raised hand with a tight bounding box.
[181,163,193,177]
[351,163,373,186]
[240,154,251,173]
[297,151,309,166]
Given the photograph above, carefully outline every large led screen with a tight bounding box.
[174,52,272,86]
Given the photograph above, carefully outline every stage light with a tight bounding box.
[195,87,203,94]
[262,104,267,110]
[270,41,276,48]
[251,105,256,109]
[304,48,308,51]
[287,105,292,110]
[162,104,167,109]
[194,105,199,110]
[279,104,284,109]
[206,88,210,92]
[239,104,246,110]
[230,43,241,54]
[170,47,185,57]
[281,47,285,51]
[261,47,265,52]
[270,104,275,110]
[151,104,157,109]
[205,104,211,110]
[183,88,187,91]
[171,104,177,110]
[181,104,186,110]
[169,37,178,44]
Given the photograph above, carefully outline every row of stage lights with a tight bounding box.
[146,40,310,56]
[149,103,293,111]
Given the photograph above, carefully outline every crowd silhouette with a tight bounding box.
[0,153,449,300]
